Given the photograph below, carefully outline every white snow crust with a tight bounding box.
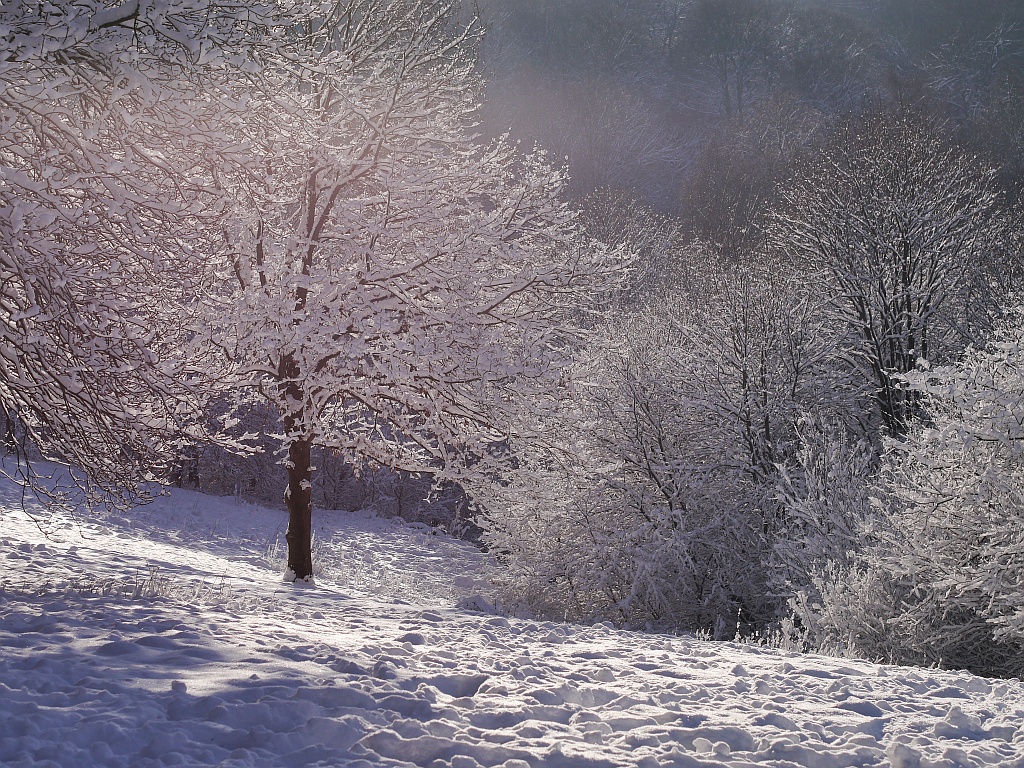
[1,470,1022,768]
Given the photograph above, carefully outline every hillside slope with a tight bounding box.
[1,471,1022,767]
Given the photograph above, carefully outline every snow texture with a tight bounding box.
[1,471,1022,768]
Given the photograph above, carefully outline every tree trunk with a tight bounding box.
[285,435,314,580]
[279,349,314,581]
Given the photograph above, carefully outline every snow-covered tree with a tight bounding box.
[0,0,266,502]
[578,189,685,304]
[774,116,1007,436]
[811,309,1024,676]
[213,0,618,580]
[480,306,764,633]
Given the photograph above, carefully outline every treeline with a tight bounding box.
[471,1,1024,678]
[479,0,1024,224]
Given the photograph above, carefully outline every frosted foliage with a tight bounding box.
[578,189,684,304]
[0,0,269,499]
[483,257,865,635]
[806,309,1024,677]
[483,312,761,634]
[775,117,1006,435]
[773,417,874,594]
[210,0,620,479]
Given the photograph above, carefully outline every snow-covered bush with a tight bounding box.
[773,416,875,598]
[779,560,905,662]
[482,305,760,633]
[799,308,1024,677]
[484,255,867,635]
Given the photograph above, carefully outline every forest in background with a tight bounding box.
[479,0,1024,222]
[3,0,1024,678]
[470,0,1024,679]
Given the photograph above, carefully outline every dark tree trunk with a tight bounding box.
[279,350,314,581]
[285,435,314,580]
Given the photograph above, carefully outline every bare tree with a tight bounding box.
[774,116,1007,436]
[678,0,775,121]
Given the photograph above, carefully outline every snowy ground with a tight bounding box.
[1,468,1023,768]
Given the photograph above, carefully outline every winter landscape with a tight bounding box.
[3,472,1023,768]
[5,0,1024,765]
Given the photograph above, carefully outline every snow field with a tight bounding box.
[1,477,1023,768]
